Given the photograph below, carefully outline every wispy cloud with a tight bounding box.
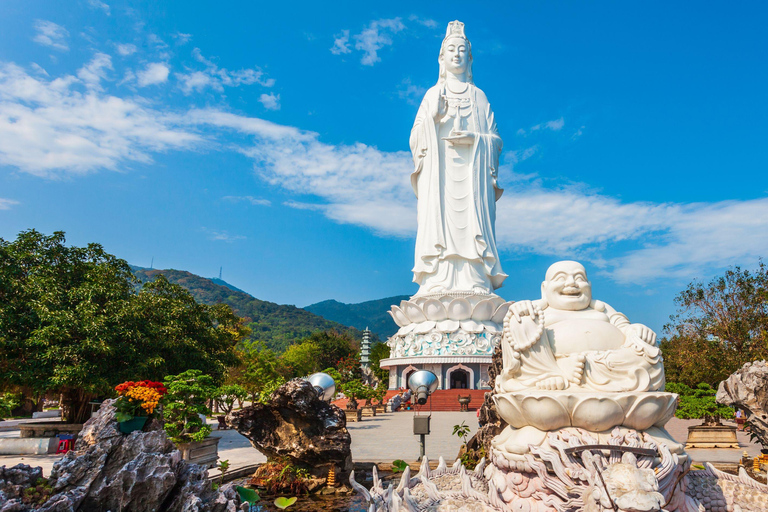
[408,15,438,28]
[176,48,274,94]
[203,228,246,243]
[222,195,271,206]
[0,198,20,210]
[0,62,200,177]
[86,0,110,15]
[330,30,351,55]
[397,78,427,105]
[331,18,407,66]
[137,62,170,87]
[258,92,280,110]
[115,43,137,56]
[32,20,69,51]
[517,117,565,136]
[173,32,192,45]
[76,53,112,90]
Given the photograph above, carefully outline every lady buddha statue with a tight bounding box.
[410,21,507,296]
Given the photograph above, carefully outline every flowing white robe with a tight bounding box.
[409,83,507,294]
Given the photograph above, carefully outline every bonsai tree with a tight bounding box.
[341,379,368,410]
[666,382,735,423]
[216,384,248,415]
[370,382,387,406]
[163,370,217,443]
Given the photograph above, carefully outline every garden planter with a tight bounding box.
[344,408,362,422]
[176,436,220,468]
[118,416,148,434]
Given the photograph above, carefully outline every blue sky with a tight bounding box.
[1,1,767,334]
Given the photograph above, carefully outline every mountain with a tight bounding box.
[131,266,362,353]
[305,295,410,340]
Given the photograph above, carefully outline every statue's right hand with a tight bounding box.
[509,300,537,322]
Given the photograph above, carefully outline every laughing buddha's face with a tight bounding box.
[542,261,592,311]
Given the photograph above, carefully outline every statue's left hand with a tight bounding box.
[442,131,476,145]
[627,323,657,346]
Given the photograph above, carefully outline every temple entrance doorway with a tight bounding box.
[450,369,469,389]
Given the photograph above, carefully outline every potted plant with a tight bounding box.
[370,383,387,413]
[163,370,220,467]
[340,379,364,422]
[114,380,167,433]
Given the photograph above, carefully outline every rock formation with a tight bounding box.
[227,379,352,473]
[0,401,239,512]
[717,360,768,448]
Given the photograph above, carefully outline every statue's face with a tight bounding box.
[442,36,469,75]
[542,261,592,311]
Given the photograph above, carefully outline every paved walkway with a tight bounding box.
[0,414,760,477]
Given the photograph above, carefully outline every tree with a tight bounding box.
[279,341,323,379]
[665,382,734,421]
[0,230,246,423]
[300,330,357,371]
[235,341,285,403]
[661,262,768,387]
[370,342,391,383]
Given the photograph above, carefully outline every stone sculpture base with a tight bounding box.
[685,424,739,449]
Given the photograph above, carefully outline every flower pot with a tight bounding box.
[118,416,148,434]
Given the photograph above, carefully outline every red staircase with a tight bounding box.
[332,389,488,412]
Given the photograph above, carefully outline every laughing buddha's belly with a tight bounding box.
[546,319,625,354]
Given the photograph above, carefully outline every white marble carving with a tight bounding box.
[410,20,507,296]
[496,260,664,394]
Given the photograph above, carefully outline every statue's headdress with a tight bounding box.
[438,20,473,83]
[444,20,466,41]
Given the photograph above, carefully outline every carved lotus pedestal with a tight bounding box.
[491,391,686,463]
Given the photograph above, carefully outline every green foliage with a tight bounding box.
[391,459,408,473]
[21,478,53,507]
[251,458,311,495]
[666,382,735,420]
[163,370,216,443]
[234,341,286,404]
[0,230,244,423]
[279,341,323,379]
[236,486,261,504]
[661,262,768,387]
[452,421,471,444]
[0,393,21,418]
[274,497,297,509]
[216,384,248,414]
[459,445,485,471]
[370,342,391,383]
[133,267,363,353]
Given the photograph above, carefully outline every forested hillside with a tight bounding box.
[132,266,362,353]
[305,295,409,339]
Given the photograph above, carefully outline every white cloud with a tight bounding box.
[408,15,438,28]
[203,229,246,242]
[174,32,192,45]
[0,62,200,177]
[137,62,170,87]
[258,92,280,110]
[222,195,271,206]
[517,117,565,136]
[397,78,427,105]
[116,43,137,56]
[87,0,110,15]
[332,18,406,65]
[32,20,69,51]
[354,18,406,65]
[176,48,274,94]
[76,53,112,89]
[330,30,351,55]
[0,198,19,210]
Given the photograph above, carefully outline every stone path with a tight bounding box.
[0,414,760,478]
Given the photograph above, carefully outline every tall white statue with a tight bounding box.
[410,20,507,295]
